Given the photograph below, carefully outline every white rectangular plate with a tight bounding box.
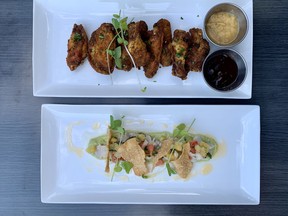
[41,104,260,204]
[33,0,253,98]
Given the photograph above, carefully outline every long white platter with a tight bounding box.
[33,0,253,98]
[41,104,260,204]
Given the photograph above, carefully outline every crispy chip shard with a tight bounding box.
[105,129,112,173]
[172,142,193,178]
[117,138,148,176]
[151,139,173,170]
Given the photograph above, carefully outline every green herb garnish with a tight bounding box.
[109,115,125,135]
[173,119,196,140]
[121,161,133,174]
[107,46,122,69]
[166,162,177,176]
[105,11,145,90]
[142,174,149,179]
[141,86,147,92]
[73,33,82,42]
[206,152,212,159]
[114,161,122,172]
[175,48,186,58]
[106,11,135,71]
[180,17,184,20]
[173,123,188,138]
[99,34,104,39]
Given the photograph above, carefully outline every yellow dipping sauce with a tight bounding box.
[206,12,239,45]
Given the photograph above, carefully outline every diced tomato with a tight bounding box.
[190,140,198,154]
[155,159,164,166]
[147,144,154,156]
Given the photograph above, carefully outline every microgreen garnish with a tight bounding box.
[121,161,133,174]
[173,119,196,140]
[106,11,143,89]
[141,86,147,92]
[168,119,196,164]
[106,11,136,72]
[166,162,177,176]
[173,123,188,139]
[73,33,82,42]
[114,161,122,172]
[99,34,104,39]
[109,115,125,135]
[107,46,122,69]
[206,152,212,159]
[142,174,149,179]
[180,17,184,20]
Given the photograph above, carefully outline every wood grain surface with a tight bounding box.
[0,0,288,215]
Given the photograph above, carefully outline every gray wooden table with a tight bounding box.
[0,0,288,215]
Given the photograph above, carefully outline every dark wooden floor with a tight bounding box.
[0,0,287,215]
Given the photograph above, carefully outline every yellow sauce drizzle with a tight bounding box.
[162,123,168,129]
[66,121,84,158]
[213,141,227,159]
[201,163,213,175]
[92,122,101,130]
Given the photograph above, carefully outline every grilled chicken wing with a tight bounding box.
[127,21,150,68]
[186,28,210,72]
[172,30,190,80]
[155,19,173,67]
[143,25,164,78]
[88,23,116,75]
[66,24,88,71]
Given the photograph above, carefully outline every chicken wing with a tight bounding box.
[155,19,173,67]
[66,24,88,71]
[143,25,164,78]
[186,28,210,72]
[127,21,150,68]
[88,23,116,75]
[172,30,190,80]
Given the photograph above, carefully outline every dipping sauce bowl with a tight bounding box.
[204,3,248,47]
[202,49,247,92]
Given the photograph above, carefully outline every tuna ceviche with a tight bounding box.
[86,116,218,180]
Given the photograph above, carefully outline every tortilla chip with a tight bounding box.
[151,139,173,170]
[105,128,112,173]
[172,142,193,178]
[117,138,148,176]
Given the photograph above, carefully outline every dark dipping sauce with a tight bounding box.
[204,54,238,90]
